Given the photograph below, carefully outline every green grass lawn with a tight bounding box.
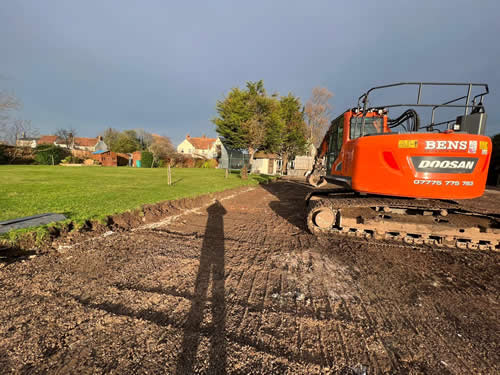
[0,166,269,225]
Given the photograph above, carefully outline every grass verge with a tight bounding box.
[0,166,274,244]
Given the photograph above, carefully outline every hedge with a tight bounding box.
[0,147,7,164]
[34,145,68,165]
[141,151,154,168]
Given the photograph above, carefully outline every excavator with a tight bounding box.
[306,82,499,250]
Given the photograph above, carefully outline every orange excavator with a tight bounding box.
[306,82,499,250]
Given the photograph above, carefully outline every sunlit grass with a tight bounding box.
[0,165,271,226]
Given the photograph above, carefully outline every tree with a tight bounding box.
[0,93,39,158]
[278,94,308,173]
[2,118,38,145]
[102,128,121,151]
[213,80,282,165]
[0,92,22,145]
[113,130,141,153]
[304,87,333,148]
[149,134,175,166]
[3,119,39,163]
[0,91,19,131]
[55,128,77,149]
[135,128,154,149]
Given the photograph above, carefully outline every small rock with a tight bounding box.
[295,292,305,301]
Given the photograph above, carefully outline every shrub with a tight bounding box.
[35,145,68,165]
[183,157,195,168]
[170,153,197,168]
[202,159,218,168]
[194,159,205,168]
[61,155,83,164]
[141,151,154,168]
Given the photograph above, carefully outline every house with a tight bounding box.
[37,135,58,145]
[55,136,107,152]
[36,134,107,153]
[177,134,221,159]
[16,136,38,148]
[251,152,281,175]
[73,136,108,152]
[217,137,249,170]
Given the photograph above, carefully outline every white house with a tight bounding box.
[36,135,108,152]
[177,135,221,159]
[16,137,38,148]
[53,136,107,152]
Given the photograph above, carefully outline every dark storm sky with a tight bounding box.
[1,0,499,145]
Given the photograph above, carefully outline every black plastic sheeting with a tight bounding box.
[0,213,67,233]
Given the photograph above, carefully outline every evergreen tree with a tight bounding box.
[213,80,282,165]
[278,94,308,173]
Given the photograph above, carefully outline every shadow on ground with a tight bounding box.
[0,244,36,265]
[259,179,314,230]
[175,200,227,374]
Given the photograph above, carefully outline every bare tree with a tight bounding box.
[4,119,39,162]
[6,119,38,145]
[55,128,77,149]
[149,134,175,166]
[135,128,154,149]
[0,92,39,153]
[0,91,20,142]
[304,87,333,148]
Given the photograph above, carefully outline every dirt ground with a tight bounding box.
[1,181,499,374]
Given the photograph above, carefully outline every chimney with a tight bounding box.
[202,134,206,138]
[22,132,26,138]
[97,136,103,141]
[186,134,190,139]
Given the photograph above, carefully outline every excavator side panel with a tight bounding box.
[348,133,491,199]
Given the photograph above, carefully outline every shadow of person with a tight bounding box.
[176,200,227,375]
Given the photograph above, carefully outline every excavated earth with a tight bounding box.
[0,180,499,374]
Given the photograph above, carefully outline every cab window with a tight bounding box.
[326,116,344,172]
[350,117,383,139]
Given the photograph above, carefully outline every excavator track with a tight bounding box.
[306,190,500,251]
